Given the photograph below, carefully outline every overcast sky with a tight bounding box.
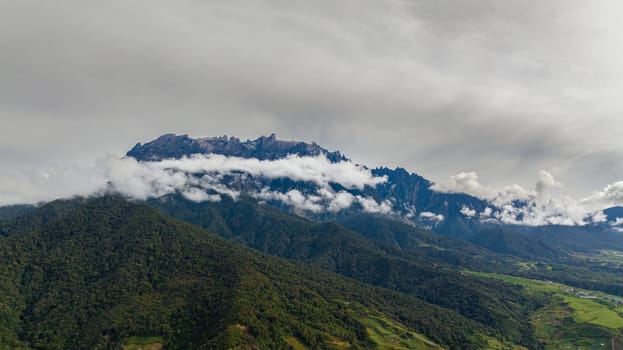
[2,0,623,201]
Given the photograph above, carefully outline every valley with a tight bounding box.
[470,273,623,350]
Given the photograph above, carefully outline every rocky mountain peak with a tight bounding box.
[127,133,348,162]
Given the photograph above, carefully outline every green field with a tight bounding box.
[284,308,445,350]
[483,337,529,350]
[470,272,623,350]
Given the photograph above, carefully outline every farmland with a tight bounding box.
[470,272,623,350]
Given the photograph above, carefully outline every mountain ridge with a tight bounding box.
[127,134,623,236]
[126,133,491,235]
[0,195,501,349]
[127,133,348,163]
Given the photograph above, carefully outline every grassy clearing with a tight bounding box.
[328,338,352,349]
[470,271,623,350]
[122,336,164,350]
[483,336,529,350]
[516,261,537,271]
[359,310,444,350]
[563,296,623,329]
[284,336,308,350]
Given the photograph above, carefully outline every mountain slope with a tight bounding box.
[0,204,35,220]
[0,196,498,350]
[147,194,548,347]
[335,213,497,267]
[604,206,623,222]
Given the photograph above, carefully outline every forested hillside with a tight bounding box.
[0,196,508,349]
[148,194,550,347]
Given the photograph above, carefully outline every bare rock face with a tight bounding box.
[127,133,347,162]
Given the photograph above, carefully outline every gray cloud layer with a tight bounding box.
[1,1,623,198]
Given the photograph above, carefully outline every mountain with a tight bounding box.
[0,134,621,349]
[125,134,623,252]
[127,133,347,163]
[0,196,503,349]
[126,134,490,234]
[147,194,548,347]
[368,167,489,238]
[604,206,623,224]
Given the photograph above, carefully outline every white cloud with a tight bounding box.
[580,181,623,210]
[460,205,476,217]
[255,187,393,215]
[491,196,590,226]
[536,170,564,193]
[591,211,608,224]
[431,171,540,204]
[434,170,623,226]
[355,196,393,214]
[611,217,623,226]
[431,172,494,199]
[419,211,444,223]
[327,191,355,212]
[0,153,391,216]
[0,161,109,206]
[403,205,417,219]
[480,207,493,218]
[149,154,386,190]
[256,189,324,213]
[181,187,221,203]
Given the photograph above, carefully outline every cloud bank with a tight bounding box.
[419,211,445,224]
[433,170,623,226]
[581,182,623,209]
[0,154,391,215]
[2,151,623,227]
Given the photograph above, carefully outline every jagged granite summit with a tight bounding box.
[127,133,348,162]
